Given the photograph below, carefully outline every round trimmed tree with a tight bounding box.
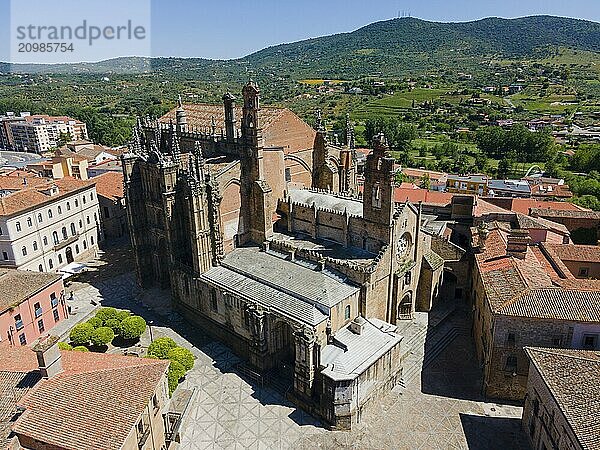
[120,315,146,340]
[86,317,102,329]
[167,347,195,372]
[116,310,131,321]
[69,322,94,346]
[148,337,177,359]
[95,307,119,324]
[72,346,90,352]
[90,326,115,347]
[104,318,122,334]
[168,360,186,395]
[58,342,73,351]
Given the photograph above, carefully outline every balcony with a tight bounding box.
[53,234,79,251]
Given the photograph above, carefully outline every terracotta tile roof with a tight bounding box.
[0,270,62,315]
[1,344,169,450]
[0,177,95,218]
[531,208,600,219]
[0,176,50,191]
[93,172,124,201]
[394,187,453,206]
[525,347,600,450]
[401,167,447,182]
[499,288,600,321]
[530,183,573,198]
[543,243,600,264]
[474,199,511,216]
[161,104,316,154]
[483,198,584,215]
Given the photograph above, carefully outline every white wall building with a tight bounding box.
[0,177,100,272]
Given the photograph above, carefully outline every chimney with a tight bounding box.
[507,229,530,259]
[348,315,366,335]
[477,222,489,253]
[32,335,63,379]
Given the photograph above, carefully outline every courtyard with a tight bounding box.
[68,243,528,450]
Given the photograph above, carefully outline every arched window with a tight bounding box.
[48,209,53,219]
[75,199,79,207]
[52,231,59,245]
[33,241,38,251]
[345,305,351,320]
[48,259,53,269]
[70,223,76,236]
[75,244,80,254]
[83,240,87,250]
[43,236,48,246]
[37,213,43,223]
[38,264,43,272]
[90,236,95,245]
[79,220,83,229]
[66,202,70,211]
[83,196,86,205]
[57,206,62,214]
[58,254,63,264]
[86,216,90,225]
[15,222,21,232]
[21,246,27,256]
[61,227,68,240]
[27,217,32,227]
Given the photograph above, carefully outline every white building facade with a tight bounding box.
[0,180,100,272]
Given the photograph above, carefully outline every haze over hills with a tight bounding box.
[2,15,600,78]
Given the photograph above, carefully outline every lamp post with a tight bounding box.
[148,320,154,343]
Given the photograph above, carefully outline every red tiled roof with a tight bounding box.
[1,345,169,450]
[393,188,453,206]
[93,172,124,201]
[543,243,600,264]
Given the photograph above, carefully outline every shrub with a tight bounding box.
[168,360,186,396]
[69,322,94,346]
[72,346,89,352]
[144,354,159,359]
[58,342,72,351]
[95,307,119,324]
[116,310,131,321]
[86,317,103,329]
[104,318,122,334]
[120,315,146,340]
[148,337,177,359]
[90,326,115,346]
[167,347,195,372]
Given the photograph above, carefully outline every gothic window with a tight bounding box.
[371,183,381,209]
[397,233,412,259]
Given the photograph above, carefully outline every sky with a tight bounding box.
[0,0,599,62]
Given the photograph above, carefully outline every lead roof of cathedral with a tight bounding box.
[288,189,363,217]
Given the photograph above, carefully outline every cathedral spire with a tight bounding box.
[169,121,181,165]
[176,95,187,133]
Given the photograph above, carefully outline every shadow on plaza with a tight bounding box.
[460,414,530,450]
[78,241,322,429]
[419,304,485,403]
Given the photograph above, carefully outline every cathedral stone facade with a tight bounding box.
[124,82,445,429]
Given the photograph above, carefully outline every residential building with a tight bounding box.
[59,140,123,165]
[446,174,489,195]
[124,82,452,429]
[529,208,600,245]
[401,167,448,191]
[0,176,100,272]
[9,115,88,154]
[0,336,171,449]
[26,155,89,180]
[0,270,66,347]
[487,179,531,198]
[0,113,26,151]
[472,225,600,401]
[94,171,128,240]
[523,347,599,450]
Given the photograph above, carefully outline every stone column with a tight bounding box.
[293,327,317,399]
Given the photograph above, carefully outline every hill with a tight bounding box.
[2,16,600,79]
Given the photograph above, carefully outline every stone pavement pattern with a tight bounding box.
[69,244,528,450]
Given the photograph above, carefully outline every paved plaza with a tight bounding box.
[69,244,528,450]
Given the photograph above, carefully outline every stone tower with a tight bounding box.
[239,80,273,245]
[175,95,187,133]
[311,109,334,191]
[363,134,395,227]
[223,92,236,143]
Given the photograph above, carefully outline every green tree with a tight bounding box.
[148,337,178,359]
[95,307,119,324]
[497,157,513,179]
[86,317,103,329]
[572,195,600,211]
[104,318,122,334]
[419,173,431,190]
[168,361,186,396]
[90,327,115,347]
[58,342,73,351]
[120,316,146,340]
[56,132,73,147]
[72,346,90,352]
[167,347,195,372]
[69,322,94,346]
